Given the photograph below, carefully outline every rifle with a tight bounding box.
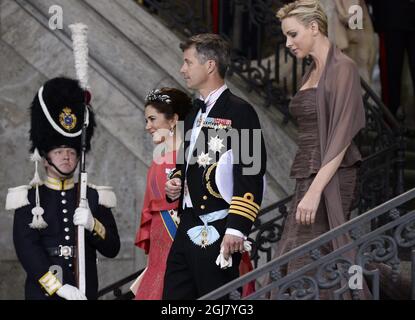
[69,23,90,295]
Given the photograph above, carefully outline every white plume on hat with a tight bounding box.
[69,23,89,90]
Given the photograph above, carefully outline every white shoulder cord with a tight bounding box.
[29,149,47,229]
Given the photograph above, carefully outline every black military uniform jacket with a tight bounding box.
[10,177,120,300]
[170,89,267,235]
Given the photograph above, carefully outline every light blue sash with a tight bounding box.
[187,209,228,248]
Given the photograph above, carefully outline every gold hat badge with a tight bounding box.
[59,107,77,131]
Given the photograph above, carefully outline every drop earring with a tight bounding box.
[169,126,175,137]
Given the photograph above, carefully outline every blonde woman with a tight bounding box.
[274,0,368,299]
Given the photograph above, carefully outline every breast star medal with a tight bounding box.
[197,152,212,168]
[208,136,225,154]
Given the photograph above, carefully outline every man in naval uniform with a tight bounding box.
[6,77,120,300]
[163,33,267,299]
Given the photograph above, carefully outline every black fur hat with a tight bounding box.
[29,77,95,155]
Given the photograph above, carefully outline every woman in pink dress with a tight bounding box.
[134,88,192,300]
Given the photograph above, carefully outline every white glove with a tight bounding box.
[215,240,252,269]
[73,206,95,232]
[56,284,87,300]
[216,247,233,269]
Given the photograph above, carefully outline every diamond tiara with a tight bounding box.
[145,89,172,104]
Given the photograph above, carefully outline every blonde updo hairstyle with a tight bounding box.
[276,0,328,37]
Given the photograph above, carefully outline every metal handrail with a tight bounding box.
[97,269,143,299]
[200,187,415,300]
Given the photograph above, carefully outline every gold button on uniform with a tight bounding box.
[200,205,206,210]
[203,196,208,200]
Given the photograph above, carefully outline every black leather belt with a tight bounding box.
[46,245,75,258]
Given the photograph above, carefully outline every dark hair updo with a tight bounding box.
[145,87,192,121]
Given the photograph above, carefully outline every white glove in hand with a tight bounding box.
[56,284,87,300]
[215,240,252,269]
[73,206,95,232]
[216,247,233,269]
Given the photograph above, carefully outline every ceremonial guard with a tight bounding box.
[163,33,267,299]
[6,76,120,300]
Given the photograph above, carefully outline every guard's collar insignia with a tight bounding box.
[45,176,75,191]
